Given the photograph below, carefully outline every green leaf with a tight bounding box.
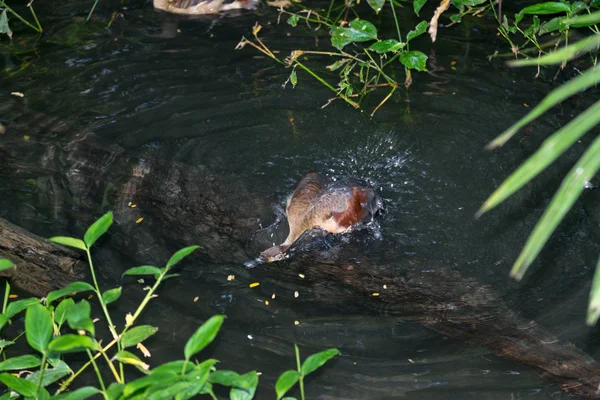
[84,211,113,248]
[451,0,486,7]
[0,355,41,371]
[511,132,600,280]
[183,359,217,388]
[326,59,351,71]
[121,325,158,348]
[406,21,428,42]
[0,10,13,39]
[106,382,125,400]
[367,0,385,13]
[399,50,428,71]
[25,360,72,388]
[147,381,195,400]
[275,370,300,400]
[289,70,297,88]
[25,304,53,354]
[46,281,95,306]
[47,334,97,353]
[413,0,427,16]
[230,371,258,400]
[122,265,161,278]
[0,373,37,397]
[479,100,600,216]
[301,348,340,375]
[48,237,86,251]
[66,300,95,336]
[486,67,600,149]
[209,370,250,389]
[588,254,600,326]
[287,14,299,27]
[0,259,14,272]
[509,35,600,67]
[184,315,224,361]
[150,360,192,376]
[114,350,149,370]
[330,20,378,50]
[102,287,122,305]
[515,2,571,24]
[538,16,564,34]
[54,298,75,326]
[53,386,101,400]
[166,245,199,269]
[0,314,6,332]
[123,373,177,397]
[5,298,39,319]
[0,339,14,350]
[561,10,600,29]
[368,39,404,53]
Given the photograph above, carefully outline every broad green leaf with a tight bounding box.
[515,2,571,24]
[406,21,428,42]
[275,370,300,400]
[55,298,75,326]
[479,100,600,215]
[5,298,39,319]
[121,325,158,348]
[561,9,600,28]
[209,370,250,389]
[54,386,101,400]
[230,371,258,400]
[511,133,600,280]
[66,300,95,336]
[330,20,378,50]
[538,16,564,34]
[147,381,195,400]
[166,245,199,269]
[287,14,299,27]
[25,304,53,354]
[186,359,218,383]
[49,237,86,251]
[509,35,600,67]
[84,211,113,248]
[47,334,97,353]
[0,10,12,39]
[367,0,385,13]
[0,355,41,371]
[46,281,95,306]
[588,254,600,326]
[451,0,486,6]
[399,50,428,71]
[0,259,14,272]
[184,315,224,361]
[150,360,192,376]
[0,373,36,397]
[25,360,72,387]
[114,350,149,370]
[368,39,404,53]
[413,0,427,16]
[106,382,125,400]
[122,265,161,278]
[487,67,600,149]
[102,287,122,305]
[301,348,340,375]
[123,373,178,397]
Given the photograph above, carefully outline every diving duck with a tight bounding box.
[259,172,383,263]
[154,0,258,15]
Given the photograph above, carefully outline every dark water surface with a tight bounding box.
[1,1,600,398]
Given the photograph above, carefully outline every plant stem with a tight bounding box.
[86,0,99,22]
[294,60,360,108]
[97,340,122,383]
[35,352,47,393]
[28,3,41,32]
[2,281,9,314]
[2,4,41,32]
[294,345,305,400]
[389,0,402,42]
[87,349,108,398]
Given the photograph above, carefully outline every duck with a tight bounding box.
[153,0,258,15]
[259,172,383,263]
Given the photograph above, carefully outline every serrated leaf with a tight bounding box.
[166,246,199,269]
[53,386,101,400]
[0,373,36,397]
[84,211,113,248]
[287,14,299,27]
[5,298,39,319]
[275,370,300,400]
[46,281,95,306]
[413,0,428,16]
[184,315,224,361]
[25,304,53,354]
[0,259,14,272]
[49,237,87,251]
[121,325,158,348]
[301,348,340,376]
[54,298,75,326]
[0,355,41,371]
[102,287,122,305]
[367,0,385,13]
[122,265,161,278]
[66,300,94,336]
[368,39,404,53]
[406,21,428,42]
[399,50,428,71]
[47,334,97,353]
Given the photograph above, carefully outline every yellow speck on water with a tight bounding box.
[265,300,269,306]
[227,275,235,281]
[193,296,199,302]
[127,202,132,207]
[23,135,30,141]
[524,103,530,108]
[136,217,144,224]
[353,361,357,365]
[11,92,24,97]
[294,291,299,298]
[249,282,260,288]
[131,204,137,208]
[383,285,387,289]
[298,273,305,279]
[408,358,415,364]
[294,320,299,325]
[8,294,17,299]
[271,293,276,299]
[450,61,456,65]
[372,292,380,297]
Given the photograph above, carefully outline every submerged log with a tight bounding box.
[0,218,86,297]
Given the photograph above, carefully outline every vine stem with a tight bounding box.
[35,352,47,393]
[1,3,41,32]
[295,345,305,400]
[87,348,108,399]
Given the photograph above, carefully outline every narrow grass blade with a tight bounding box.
[479,100,600,216]
[510,134,600,280]
[486,67,600,149]
[562,10,600,28]
[508,34,600,67]
[587,253,600,326]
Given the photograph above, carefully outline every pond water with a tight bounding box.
[1,0,600,398]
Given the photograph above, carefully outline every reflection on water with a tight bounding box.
[1,0,599,398]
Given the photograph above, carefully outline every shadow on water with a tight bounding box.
[1,0,600,398]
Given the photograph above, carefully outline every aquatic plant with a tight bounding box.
[0,0,42,37]
[0,212,338,399]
